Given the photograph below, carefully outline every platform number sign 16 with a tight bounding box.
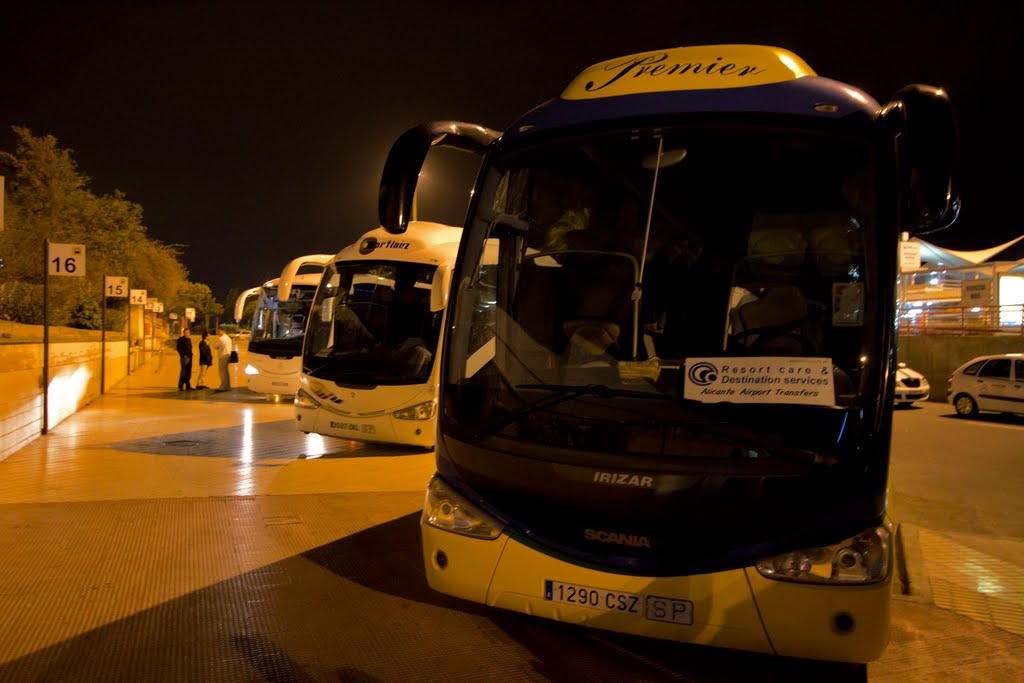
[105,276,129,298]
[48,243,86,277]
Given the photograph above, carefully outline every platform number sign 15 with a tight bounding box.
[105,276,129,297]
[48,243,86,277]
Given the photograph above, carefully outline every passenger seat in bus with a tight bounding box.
[808,217,862,277]
[730,220,825,354]
[745,224,807,280]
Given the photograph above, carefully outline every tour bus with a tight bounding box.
[374,45,960,664]
[295,221,468,449]
[238,254,333,395]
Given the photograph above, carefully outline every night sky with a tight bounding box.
[3,1,1021,305]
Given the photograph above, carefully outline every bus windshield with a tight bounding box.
[304,261,442,386]
[248,284,319,356]
[447,125,880,468]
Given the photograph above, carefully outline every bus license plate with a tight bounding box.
[544,580,642,615]
[544,580,693,624]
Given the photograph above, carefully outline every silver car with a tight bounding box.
[947,353,1024,417]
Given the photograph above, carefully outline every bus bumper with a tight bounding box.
[247,371,301,395]
[746,566,890,661]
[297,404,436,449]
[421,521,891,663]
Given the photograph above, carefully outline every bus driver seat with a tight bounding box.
[558,231,635,363]
[729,284,823,355]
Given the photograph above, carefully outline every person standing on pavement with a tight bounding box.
[175,327,194,391]
[196,331,214,389]
[214,326,233,392]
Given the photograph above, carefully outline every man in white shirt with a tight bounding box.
[214,327,233,392]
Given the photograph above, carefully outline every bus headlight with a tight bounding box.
[294,389,318,409]
[755,526,890,584]
[393,400,436,420]
[423,475,503,540]
[244,364,260,376]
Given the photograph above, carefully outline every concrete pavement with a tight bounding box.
[0,353,1020,681]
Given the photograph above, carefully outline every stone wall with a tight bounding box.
[0,341,138,462]
[898,335,1024,401]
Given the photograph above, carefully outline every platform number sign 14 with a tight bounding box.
[48,243,86,277]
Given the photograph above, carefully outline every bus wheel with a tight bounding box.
[954,394,978,417]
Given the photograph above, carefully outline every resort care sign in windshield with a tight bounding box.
[684,357,835,407]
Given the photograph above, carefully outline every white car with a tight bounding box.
[947,353,1024,417]
[894,363,930,406]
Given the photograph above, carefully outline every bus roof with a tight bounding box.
[334,221,463,264]
[279,253,333,302]
[563,45,815,99]
[503,44,879,142]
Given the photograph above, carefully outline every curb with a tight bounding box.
[893,522,933,605]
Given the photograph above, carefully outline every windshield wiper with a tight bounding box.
[478,383,666,437]
[482,384,838,468]
[304,358,332,376]
[516,383,665,398]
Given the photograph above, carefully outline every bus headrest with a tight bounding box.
[808,221,863,275]
[747,212,859,277]
[747,225,807,276]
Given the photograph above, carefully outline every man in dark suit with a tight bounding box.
[176,327,194,391]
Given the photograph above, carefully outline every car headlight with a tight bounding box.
[244,364,260,376]
[393,400,436,420]
[755,526,890,584]
[423,475,503,539]
[294,389,318,409]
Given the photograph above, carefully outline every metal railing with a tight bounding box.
[899,304,1024,336]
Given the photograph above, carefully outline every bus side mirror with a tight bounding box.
[430,264,452,312]
[378,121,501,234]
[234,287,261,324]
[882,84,961,235]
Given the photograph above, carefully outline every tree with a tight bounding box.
[0,126,212,327]
[173,281,223,331]
[69,296,102,330]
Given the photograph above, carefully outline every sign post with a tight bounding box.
[899,241,921,272]
[898,237,921,327]
[145,301,154,365]
[148,299,161,362]
[43,241,86,434]
[103,276,128,393]
[130,289,147,369]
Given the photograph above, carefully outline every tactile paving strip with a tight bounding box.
[918,528,1024,636]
